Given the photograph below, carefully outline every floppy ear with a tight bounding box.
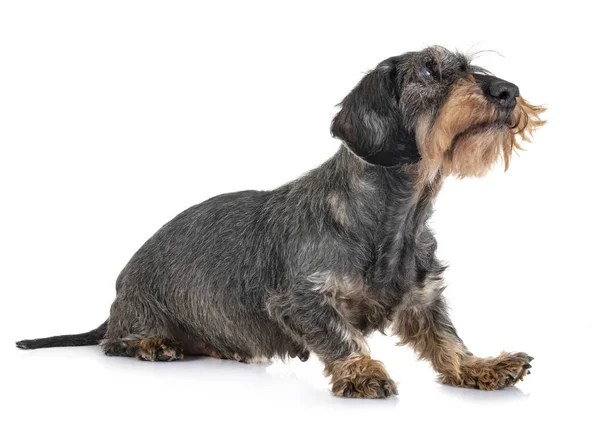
[331,64,420,167]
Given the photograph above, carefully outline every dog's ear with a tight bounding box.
[331,63,420,167]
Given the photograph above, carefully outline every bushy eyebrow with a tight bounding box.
[470,65,493,75]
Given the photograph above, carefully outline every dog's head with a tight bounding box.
[331,46,545,178]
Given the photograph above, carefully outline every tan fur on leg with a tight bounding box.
[394,304,469,383]
[394,298,532,391]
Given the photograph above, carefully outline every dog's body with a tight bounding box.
[17,46,544,398]
[106,147,441,363]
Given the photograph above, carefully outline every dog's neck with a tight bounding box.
[308,146,443,284]
[329,145,443,212]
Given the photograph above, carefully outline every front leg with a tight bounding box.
[268,278,398,398]
[393,289,533,390]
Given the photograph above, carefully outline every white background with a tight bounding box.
[1,1,598,431]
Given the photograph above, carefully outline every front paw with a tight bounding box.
[440,351,533,390]
[326,354,398,399]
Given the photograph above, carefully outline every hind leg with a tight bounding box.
[102,337,183,361]
[102,290,183,361]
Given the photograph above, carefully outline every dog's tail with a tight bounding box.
[15,320,108,350]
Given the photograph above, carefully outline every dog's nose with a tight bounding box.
[486,78,520,109]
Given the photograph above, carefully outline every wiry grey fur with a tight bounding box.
[103,147,442,362]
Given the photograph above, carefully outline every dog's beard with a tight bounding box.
[417,78,545,180]
[443,126,507,178]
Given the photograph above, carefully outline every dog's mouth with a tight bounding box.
[451,121,508,148]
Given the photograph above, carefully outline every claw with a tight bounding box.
[527,370,531,375]
[527,356,534,362]
[376,387,385,398]
[343,387,352,397]
[524,363,532,369]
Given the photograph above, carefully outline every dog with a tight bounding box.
[17,46,544,398]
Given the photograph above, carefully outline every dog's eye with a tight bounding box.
[421,62,435,78]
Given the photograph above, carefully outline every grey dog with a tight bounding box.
[17,46,544,398]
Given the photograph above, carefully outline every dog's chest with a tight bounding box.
[309,271,398,332]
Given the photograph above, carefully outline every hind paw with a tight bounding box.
[136,338,183,361]
[102,337,183,361]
